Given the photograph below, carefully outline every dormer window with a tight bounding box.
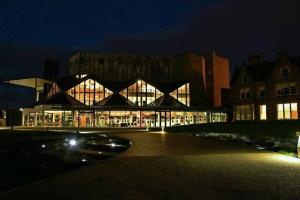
[241,73,247,83]
[280,67,290,79]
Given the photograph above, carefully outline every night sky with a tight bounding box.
[1,0,300,107]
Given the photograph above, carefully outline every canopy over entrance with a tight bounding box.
[4,78,52,91]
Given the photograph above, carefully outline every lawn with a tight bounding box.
[166,120,300,155]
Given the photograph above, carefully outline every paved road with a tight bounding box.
[1,130,300,200]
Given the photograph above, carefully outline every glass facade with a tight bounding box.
[22,76,227,128]
[169,83,190,106]
[67,79,113,106]
[120,80,163,106]
[22,110,226,128]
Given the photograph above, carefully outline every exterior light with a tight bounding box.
[256,146,265,150]
[110,143,116,147]
[272,154,300,164]
[161,126,166,134]
[297,132,300,158]
[41,144,46,148]
[82,158,87,162]
[69,139,77,146]
[19,108,23,111]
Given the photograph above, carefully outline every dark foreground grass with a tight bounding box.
[166,120,300,155]
[0,130,130,192]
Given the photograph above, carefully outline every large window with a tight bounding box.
[170,83,190,106]
[259,105,267,120]
[234,105,254,120]
[277,103,298,120]
[120,80,163,106]
[67,79,113,106]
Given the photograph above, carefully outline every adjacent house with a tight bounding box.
[231,52,300,121]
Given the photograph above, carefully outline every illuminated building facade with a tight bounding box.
[231,52,300,121]
[19,51,230,128]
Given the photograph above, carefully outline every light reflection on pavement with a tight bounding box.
[1,130,300,200]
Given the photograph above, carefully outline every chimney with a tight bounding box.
[248,54,262,65]
[276,50,288,59]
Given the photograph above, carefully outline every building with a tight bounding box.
[0,109,6,127]
[69,51,230,107]
[14,51,230,128]
[231,51,300,121]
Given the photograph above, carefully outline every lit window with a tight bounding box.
[67,79,112,106]
[277,103,298,120]
[169,83,190,106]
[234,105,254,120]
[259,105,267,120]
[120,80,163,106]
[291,103,298,119]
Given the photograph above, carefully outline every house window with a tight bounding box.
[258,86,266,98]
[259,105,267,120]
[277,103,298,120]
[240,88,250,100]
[280,67,290,79]
[234,104,254,120]
[276,83,296,96]
[241,73,247,83]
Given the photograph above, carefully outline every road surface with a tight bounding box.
[1,130,300,200]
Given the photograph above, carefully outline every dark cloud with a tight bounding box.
[103,0,300,64]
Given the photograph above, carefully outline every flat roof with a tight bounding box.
[4,78,53,90]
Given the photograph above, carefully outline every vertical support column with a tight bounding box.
[34,111,37,127]
[42,109,45,127]
[139,110,142,127]
[108,110,111,127]
[154,111,156,127]
[61,110,64,128]
[26,113,30,127]
[35,77,38,102]
[92,110,95,128]
[170,111,172,127]
[21,111,24,127]
[159,112,162,127]
[77,110,80,128]
[72,111,75,128]
[164,111,167,127]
